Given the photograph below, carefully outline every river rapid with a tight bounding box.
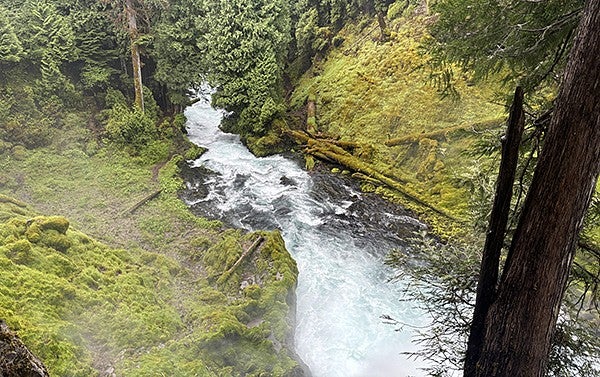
[181,96,427,377]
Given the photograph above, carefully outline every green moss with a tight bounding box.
[11,144,28,161]
[247,119,287,157]
[184,143,207,160]
[0,96,301,376]
[289,14,505,235]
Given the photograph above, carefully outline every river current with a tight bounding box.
[181,96,427,376]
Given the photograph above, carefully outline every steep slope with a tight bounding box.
[289,13,505,235]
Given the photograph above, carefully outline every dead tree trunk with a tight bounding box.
[463,87,524,377]
[472,0,600,375]
[377,11,389,42]
[125,0,144,112]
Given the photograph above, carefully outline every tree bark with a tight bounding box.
[474,1,600,375]
[125,0,144,112]
[377,11,389,42]
[0,321,49,377]
[464,87,524,377]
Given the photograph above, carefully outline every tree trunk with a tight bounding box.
[0,321,49,377]
[464,87,524,377]
[377,11,389,42]
[474,1,600,375]
[125,0,144,112]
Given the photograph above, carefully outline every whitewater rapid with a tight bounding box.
[182,97,427,377]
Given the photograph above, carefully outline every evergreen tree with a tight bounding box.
[152,0,209,111]
[430,0,582,90]
[204,0,291,137]
[0,6,23,64]
[18,0,76,94]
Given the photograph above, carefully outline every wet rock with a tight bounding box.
[280,176,297,186]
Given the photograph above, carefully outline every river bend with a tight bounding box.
[181,97,426,377]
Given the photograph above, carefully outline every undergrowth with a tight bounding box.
[0,103,303,375]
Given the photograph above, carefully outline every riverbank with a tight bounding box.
[181,98,428,376]
[0,108,306,375]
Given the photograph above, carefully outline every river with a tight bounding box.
[181,96,428,377]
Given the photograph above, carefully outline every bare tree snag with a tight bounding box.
[125,0,144,112]
[307,94,317,134]
[464,86,524,377]
[472,1,600,375]
[377,11,390,42]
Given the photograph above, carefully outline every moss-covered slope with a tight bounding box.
[0,194,302,376]
[0,105,304,376]
[289,13,506,235]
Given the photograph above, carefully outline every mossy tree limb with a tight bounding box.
[288,129,457,220]
[385,118,503,147]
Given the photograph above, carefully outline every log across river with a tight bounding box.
[181,96,428,377]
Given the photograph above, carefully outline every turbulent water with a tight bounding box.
[182,96,428,377]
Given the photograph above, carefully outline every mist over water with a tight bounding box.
[182,97,428,376]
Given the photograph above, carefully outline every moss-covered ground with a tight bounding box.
[288,12,507,237]
[0,109,303,375]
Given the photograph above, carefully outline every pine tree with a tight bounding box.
[0,6,23,63]
[203,0,291,137]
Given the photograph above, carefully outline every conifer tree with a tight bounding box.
[0,6,23,64]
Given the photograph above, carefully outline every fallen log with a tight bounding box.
[288,130,456,220]
[220,236,265,283]
[385,118,503,147]
[124,189,162,215]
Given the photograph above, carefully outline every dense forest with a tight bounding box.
[0,0,598,376]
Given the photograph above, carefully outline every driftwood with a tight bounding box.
[221,236,264,282]
[124,189,162,215]
[288,129,457,220]
[0,321,49,377]
[385,118,502,147]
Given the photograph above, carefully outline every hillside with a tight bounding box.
[0,126,303,376]
[287,13,506,236]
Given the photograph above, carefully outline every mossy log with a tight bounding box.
[288,130,456,220]
[385,118,503,147]
[124,189,162,215]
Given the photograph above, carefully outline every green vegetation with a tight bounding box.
[287,4,600,375]
[1,0,598,375]
[288,13,504,235]
[0,154,302,376]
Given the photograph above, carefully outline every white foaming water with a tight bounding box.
[184,98,426,377]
